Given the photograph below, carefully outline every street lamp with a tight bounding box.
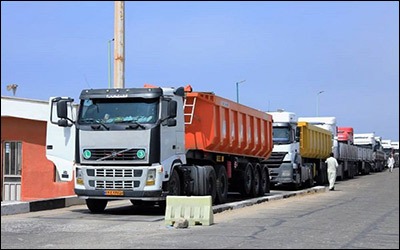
[108,38,114,88]
[236,80,246,103]
[316,90,324,116]
[6,84,18,96]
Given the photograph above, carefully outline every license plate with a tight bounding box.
[104,190,124,196]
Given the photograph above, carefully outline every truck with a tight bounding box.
[297,117,358,181]
[391,141,399,168]
[264,110,331,190]
[382,139,393,162]
[336,127,362,179]
[353,133,385,173]
[46,85,274,213]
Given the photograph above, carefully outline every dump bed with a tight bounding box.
[184,91,273,160]
[297,121,332,159]
[337,142,358,161]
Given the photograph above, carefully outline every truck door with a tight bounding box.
[45,97,76,182]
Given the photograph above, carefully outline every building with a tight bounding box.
[1,96,74,201]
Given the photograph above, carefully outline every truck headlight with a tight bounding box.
[281,170,291,177]
[76,168,84,185]
[146,169,156,186]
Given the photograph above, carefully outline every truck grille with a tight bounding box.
[95,168,143,178]
[86,148,144,161]
[86,168,144,190]
[263,152,286,168]
[95,180,140,189]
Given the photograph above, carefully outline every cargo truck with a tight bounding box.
[264,111,331,190]
[46,85,274,213]
[296,117,359,180]
[391,141,399,168]
[353,133,385,173]
[382,139,393,162]
[335,127,359,179]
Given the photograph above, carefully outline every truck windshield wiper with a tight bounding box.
[92,120,110,130]
[81,118,110,130]
[125,121,146,130]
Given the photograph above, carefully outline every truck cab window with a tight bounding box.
[78,98,159,125]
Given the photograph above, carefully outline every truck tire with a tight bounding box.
[215,165,228,204]
[86,199,108,213]
[204,166,217,204]
[168,169,181,196]
[251,164,261,197]
[260,165,270,195]
[238,162,254,197]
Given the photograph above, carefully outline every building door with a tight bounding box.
[2,141,22,201]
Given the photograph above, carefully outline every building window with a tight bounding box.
[3,141,22,201]
[4,141,22,176]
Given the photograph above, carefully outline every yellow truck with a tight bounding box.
[265,111,332,189]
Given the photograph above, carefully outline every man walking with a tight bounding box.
[325,152,339,191]
[387,154,395,173]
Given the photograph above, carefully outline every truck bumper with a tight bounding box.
[75,189,166,201]
[269,163,295,185]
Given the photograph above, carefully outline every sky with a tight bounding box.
[1,1,399,141]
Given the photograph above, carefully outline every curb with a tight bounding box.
[1,186,328,216]
[1,195,85,216]
[213,186,328,214]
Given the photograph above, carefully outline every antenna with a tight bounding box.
[83,74,91,88]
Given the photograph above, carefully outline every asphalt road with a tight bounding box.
[1,168,399,249]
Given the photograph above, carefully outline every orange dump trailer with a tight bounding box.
[184,91,273,160]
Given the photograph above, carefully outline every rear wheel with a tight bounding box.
[251,164,261,197]
[238,162,254,197]
[215,165,228,204]
[86,199,108,213]
[204,166,217,204]
[259,165,270,195]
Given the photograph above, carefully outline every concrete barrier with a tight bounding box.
[165,196,214,226]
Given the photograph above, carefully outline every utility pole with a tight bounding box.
[236,80,246,103]
[113,1,125,88]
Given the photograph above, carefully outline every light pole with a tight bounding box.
[108,38,114,88]
[236,80,246,103]
[6,84,18,96]
[316,90,324,116]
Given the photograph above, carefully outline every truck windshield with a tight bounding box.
[78,98,159,125]
[272,127,291,144]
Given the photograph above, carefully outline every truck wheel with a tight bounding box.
[168,169,181,196]
[238,162,253,197]
[260,165,270,195]
[86,199,108,213]
[251,164,261,197]
[215,165,228,204]
[204,166,217,204]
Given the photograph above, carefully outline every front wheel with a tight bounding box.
[86,199,108,213]
[168,169,181,196]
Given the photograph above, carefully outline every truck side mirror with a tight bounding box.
[168,101,177,118]
[295,127,300,142]
[57,100,69,119]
